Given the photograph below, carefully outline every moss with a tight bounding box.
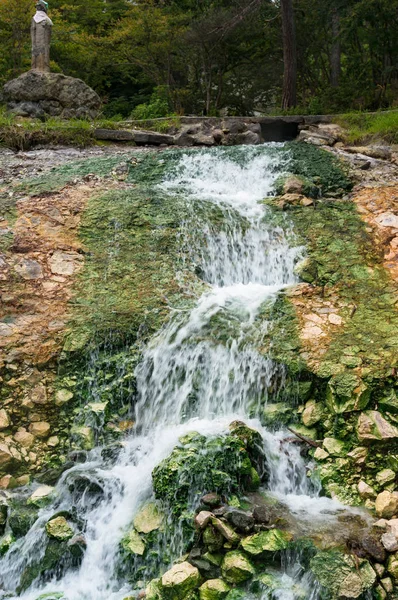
[16,153,136,196]
[283,142,352,197]
[9,502,39,538]
[289,201,398,382]
[152,426,263,518]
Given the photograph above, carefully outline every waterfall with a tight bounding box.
[0,145,350,600]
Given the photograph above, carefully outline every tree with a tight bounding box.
[280,0,297,109]
[330,6,341,87]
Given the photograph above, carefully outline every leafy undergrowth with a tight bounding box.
[337,110,398,145]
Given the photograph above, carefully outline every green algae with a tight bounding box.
[290,201,398,381]
[16,153,137,196]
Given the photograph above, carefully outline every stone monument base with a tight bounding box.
[3,70,101,119]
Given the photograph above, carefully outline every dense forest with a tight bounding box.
[1,0,398,118]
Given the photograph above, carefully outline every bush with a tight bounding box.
[131,86,174,120]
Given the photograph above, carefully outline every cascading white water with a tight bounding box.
[0,146,350,600]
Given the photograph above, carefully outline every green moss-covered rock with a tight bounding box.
[387,553,398,582]
[240,529,292,556]
[121,529,146,556]
[160,562,201,600]
[262,404,292,427]
[133,502,164,534]
[146,578,162,600]
[199,579,230,600]
[221,551,255,584]
[0,533,14,556]
[326,374,370,414]
[152,425,263,518]
[379,390,398,414]
[302,400,324,427]
[203,525,225,552]
[357,411,398,442]
[28,485,56,508]
[294,257,318,283]
[71,426,95,451]
[322,438,346,457]
[9,503,39,538]
[310,550,376,598]
[45,516,74,541]
[19,538,77,592]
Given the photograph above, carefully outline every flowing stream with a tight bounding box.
[0,146,357,600]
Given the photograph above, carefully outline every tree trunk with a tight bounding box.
[281,0,297,110]
[330,7,341,87]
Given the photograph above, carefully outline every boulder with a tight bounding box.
[134,502,163,534]
[345,146,392,161]
[45,516,74,541]
[3,70,101,119]
[357,481,376,500]
[302,400,323,427]
[310,551,376,599]
[262,403,291,427]
[0,443,16,469]
[299,129,336,146]
[293,257,318,283]
[221,551,255,583]
[252,505,270,525]
[322,437,346,457]
[29,422,51,439]
[283,175,305,194]
[195,511,213,529]
[14,258,43,280]
[28,485,56,507]
[121,529,145,556]
[202,493,222,508]
[225,509,254,533]
[160,562,200,600]
[203,525,224,552]
[376,492,398,519]
[240,529,292,556]
[381,532,398,552]
[211,517,240,545]
[357,411,398,443]
[14,430,35,448]
[376,469,396,487]
[55,389,74,407]
[326,374,370,414]
[199,579,230,600]
[379,390,398,414]
[0,410,10,430]
[387,553,398,581]
[71,426,94,450]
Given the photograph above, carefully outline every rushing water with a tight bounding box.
[0,146,354,600]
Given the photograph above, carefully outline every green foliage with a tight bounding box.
[2,0,398,113]
[132,87,175,120]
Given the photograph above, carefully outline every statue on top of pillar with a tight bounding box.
[31,0,53,72]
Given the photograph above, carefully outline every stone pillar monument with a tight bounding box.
[31,1,53,72]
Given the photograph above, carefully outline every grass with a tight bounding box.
[0,106,126,150]
[337,110,398,145]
